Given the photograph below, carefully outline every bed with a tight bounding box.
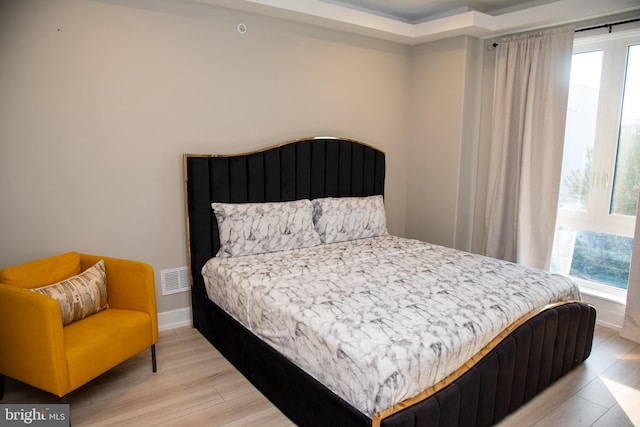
[183,136,596,427]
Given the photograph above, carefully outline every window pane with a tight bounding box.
[551,227,632,289]
[610,44,640,216]
[558,51,603,210]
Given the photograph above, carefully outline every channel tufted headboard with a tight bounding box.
[183,136,386,292]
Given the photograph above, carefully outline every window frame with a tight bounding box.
[553,28,640,297]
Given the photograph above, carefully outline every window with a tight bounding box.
[550,29,640,295]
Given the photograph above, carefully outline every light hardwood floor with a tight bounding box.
[3,325,639,426]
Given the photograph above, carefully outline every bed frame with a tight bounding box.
[183,137,596,426]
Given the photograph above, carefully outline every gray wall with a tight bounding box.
[0,0,485,315]
[0,0,411,313]
[404,36,483,251]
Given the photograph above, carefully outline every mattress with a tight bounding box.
[201,235,581,417]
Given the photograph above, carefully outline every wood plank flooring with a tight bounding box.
[2,325,639,426]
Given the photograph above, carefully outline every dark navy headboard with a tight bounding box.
[183,137,386,290]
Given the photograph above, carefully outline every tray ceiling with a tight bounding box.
[190,0,640,44]
[320,0,556,23]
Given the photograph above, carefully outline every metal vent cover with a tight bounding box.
[161,267,190,295]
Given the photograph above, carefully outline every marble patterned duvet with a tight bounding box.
[201,235,581,417]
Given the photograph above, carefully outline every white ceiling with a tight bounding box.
[191,0,640,44]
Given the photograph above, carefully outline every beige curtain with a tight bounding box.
[621,195,640,343]
[484,26,574,270]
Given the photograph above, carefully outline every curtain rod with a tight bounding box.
[576,17,640,33]
[490,16,640,48]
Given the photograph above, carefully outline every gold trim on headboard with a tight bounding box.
[182,153,194,288]
[183,136,386,159]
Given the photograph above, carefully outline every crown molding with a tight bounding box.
[188,0,640,44]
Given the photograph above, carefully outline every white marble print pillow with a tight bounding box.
[312,195,388,244]
[212,199,321,257]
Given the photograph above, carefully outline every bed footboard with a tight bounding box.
[380,302,596,426]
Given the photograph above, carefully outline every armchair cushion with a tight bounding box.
[64,308,153,391]
[30,260,109,325]
[0,252,81,289]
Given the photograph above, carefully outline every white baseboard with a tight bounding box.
[158,307,192,331]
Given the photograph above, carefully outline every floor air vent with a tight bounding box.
[161,267,190,295]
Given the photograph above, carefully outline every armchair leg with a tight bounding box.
[0,374,4,400]
[151,345,157,372]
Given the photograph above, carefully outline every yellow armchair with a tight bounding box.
[0,252,158,399]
